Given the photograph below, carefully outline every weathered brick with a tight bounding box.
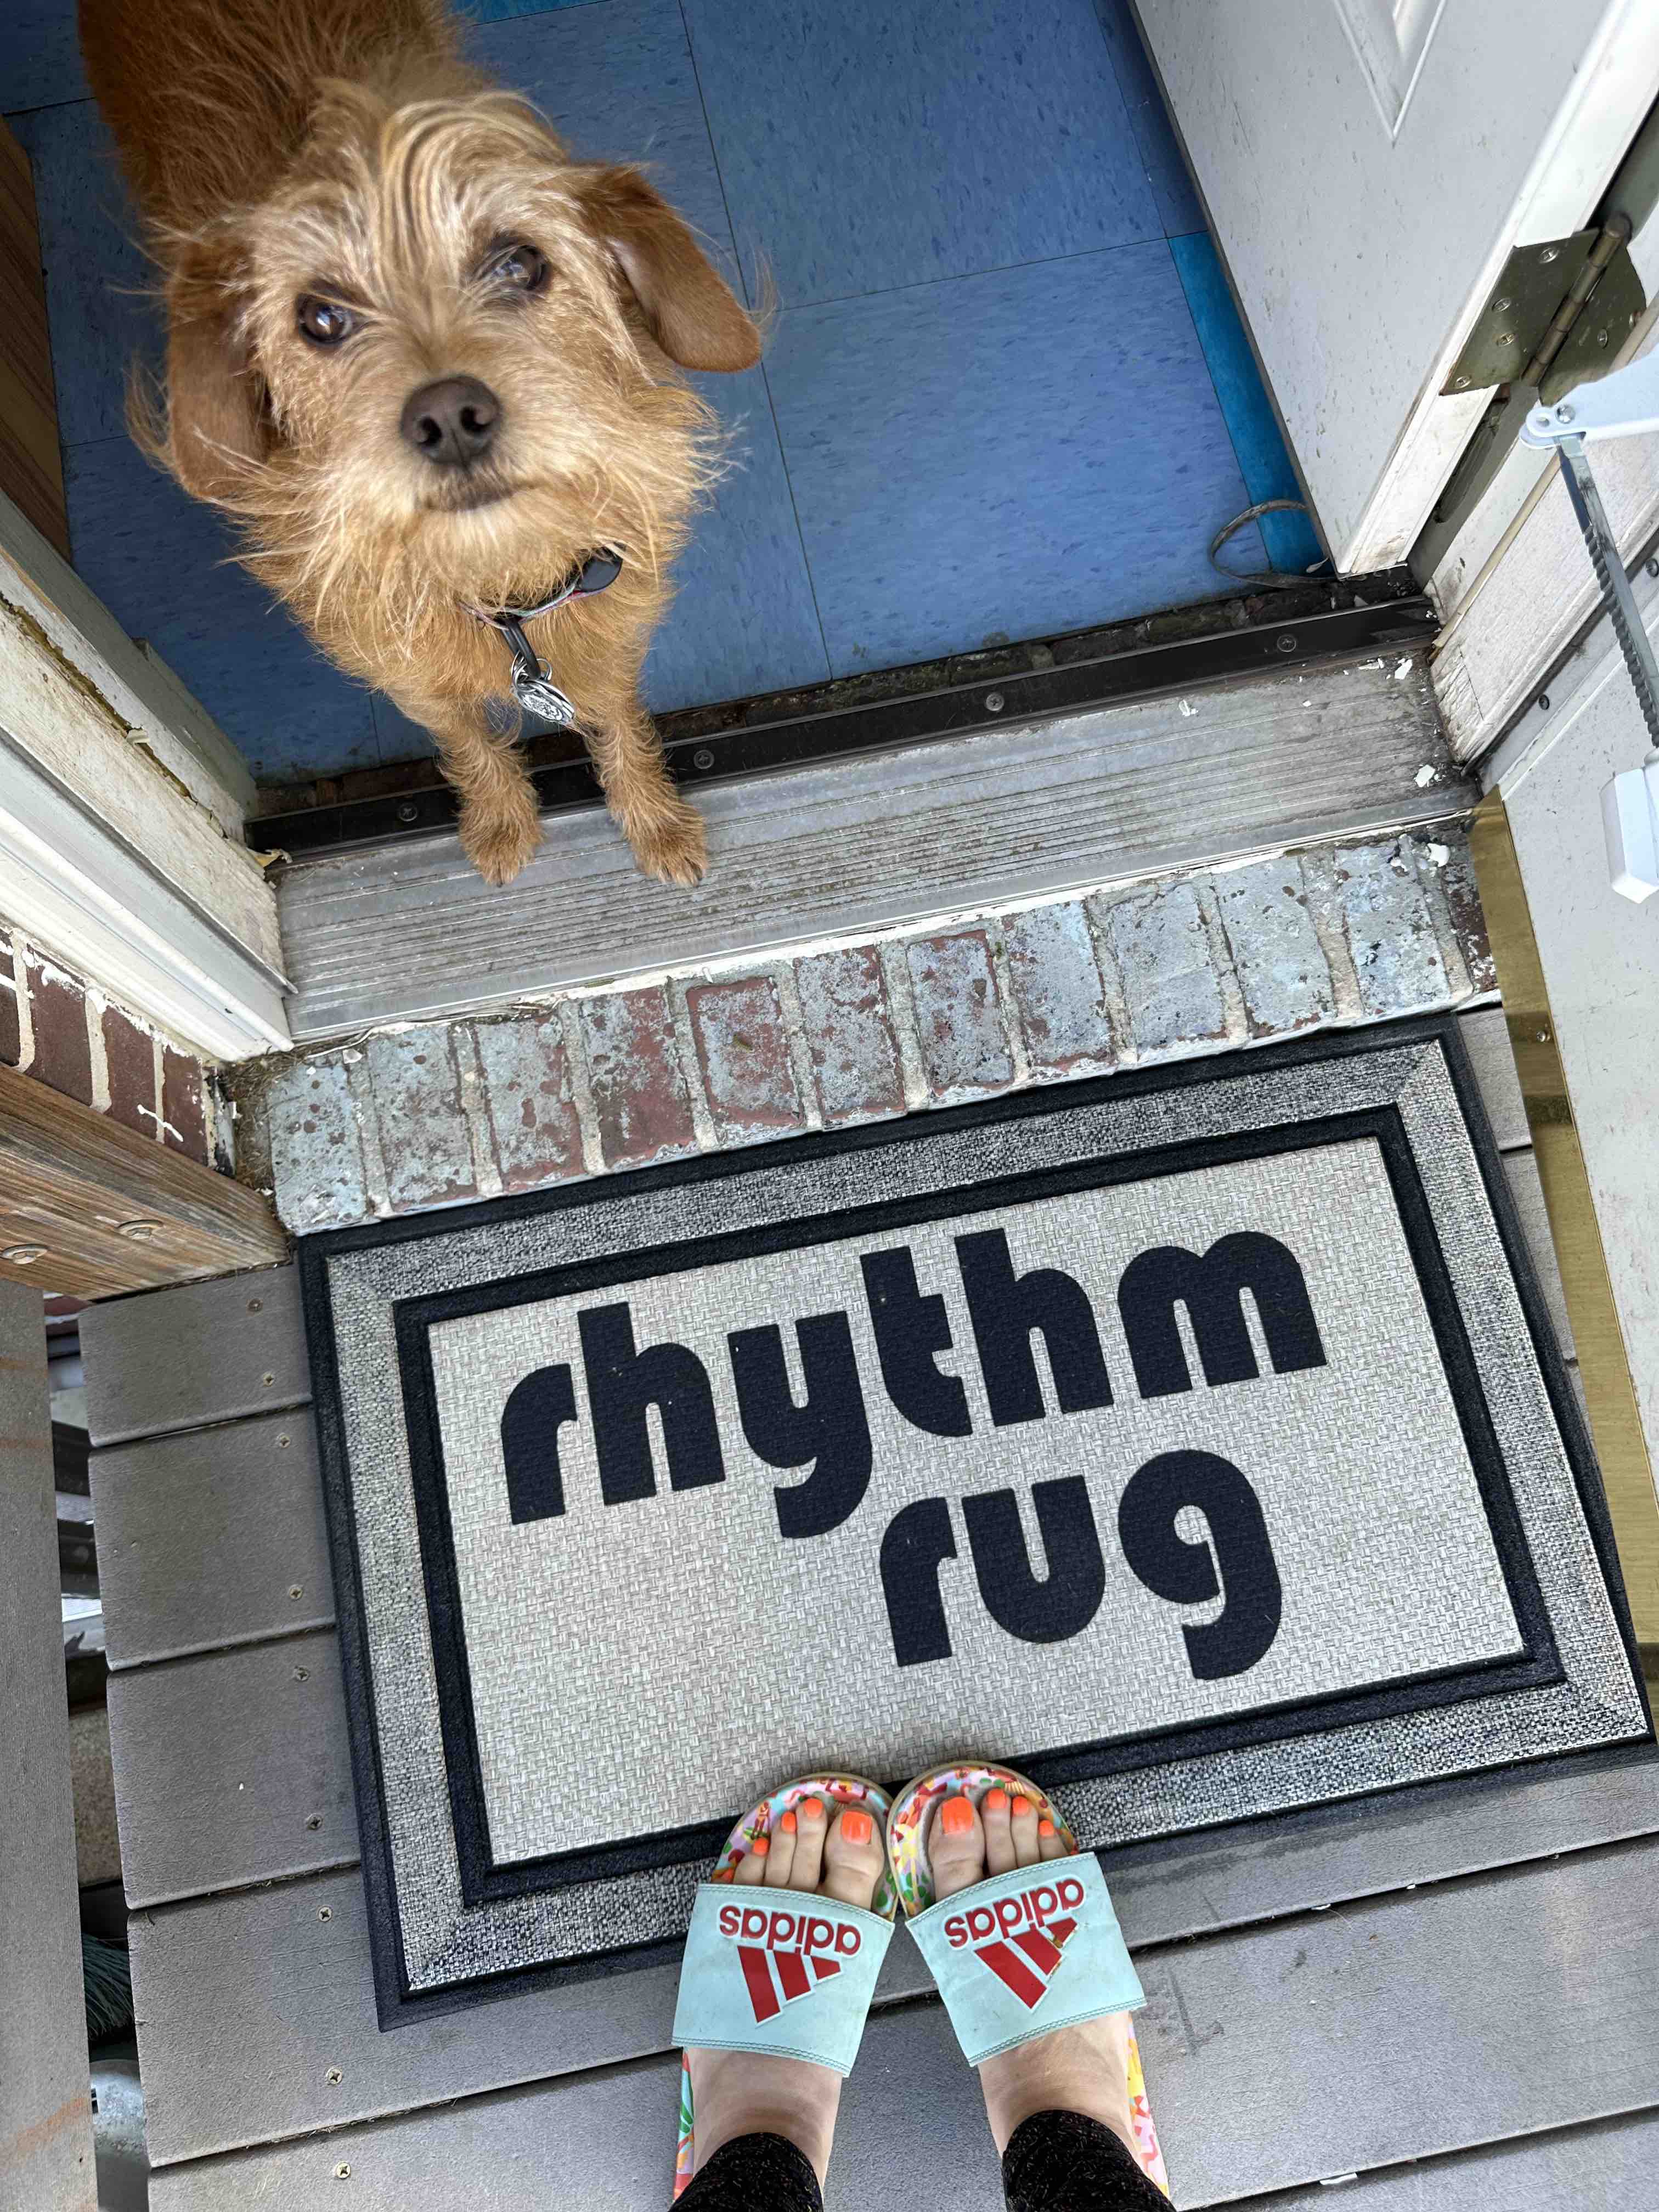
[578,986,697,1170]
[1436,834,1496,994]
[29,962,93,1103]
[686,976,805,1145]
[366,1029,476,1209]
[1098,883,1228,1056]
[161,1047,210,1161]
[0,941,18,1068]
[906,931,1014,1101]
[1213,859,1335,1037]
[1001,901,1115,1073]
[1336,840,1449,1016]
[102,1006,156,1136]
[268,1058,369,1233]
[473,1013,584,1192]
[794,946,904,1126]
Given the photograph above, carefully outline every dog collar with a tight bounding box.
[475,549,623,726]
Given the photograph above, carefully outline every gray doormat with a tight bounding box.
[301,1018,1649,2025]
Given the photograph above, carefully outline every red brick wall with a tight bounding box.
[0,923,222,1167]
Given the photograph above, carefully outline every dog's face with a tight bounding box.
[162,83,758,629]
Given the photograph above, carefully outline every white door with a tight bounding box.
[1135,0,1659,571]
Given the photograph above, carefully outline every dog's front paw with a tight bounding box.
[629,798,708,888]
[461,794,543,886]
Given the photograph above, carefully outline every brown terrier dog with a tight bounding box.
[78,0,760,885]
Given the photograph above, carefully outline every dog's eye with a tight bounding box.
[297,296,355,347]
[489,244,549,295]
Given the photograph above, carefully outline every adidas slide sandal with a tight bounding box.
[671,1773,897,2198]
[887,1760,1167,2194]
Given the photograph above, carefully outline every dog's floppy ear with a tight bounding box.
[576,166,760,373]
[163,233,270,500]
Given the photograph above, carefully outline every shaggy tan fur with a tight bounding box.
[79,0,760,884]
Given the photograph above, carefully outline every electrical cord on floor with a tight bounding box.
[1209,498,1332,591]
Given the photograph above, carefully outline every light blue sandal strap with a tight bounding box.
[908,1853,1144,2068]
[672,1884,894,2073]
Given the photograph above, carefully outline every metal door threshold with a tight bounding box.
[253,583,1436,859]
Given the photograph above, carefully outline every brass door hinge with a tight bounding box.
[1443,228,1645,403]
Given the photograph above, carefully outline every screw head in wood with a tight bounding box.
[693,748,715,770]
[984,692,1005,712]
[1,1244,47,1265]
[116,1220,162,1242]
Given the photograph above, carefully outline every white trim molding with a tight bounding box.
[0,733,290,1059]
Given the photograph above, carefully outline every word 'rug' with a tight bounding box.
[301,1019,1647,2023]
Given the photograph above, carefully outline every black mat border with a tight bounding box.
[299,1014,1650,2026]
[396,1103,1561,1907]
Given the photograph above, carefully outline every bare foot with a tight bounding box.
[687,1796,886,2181]
[929,1787,1137,2158]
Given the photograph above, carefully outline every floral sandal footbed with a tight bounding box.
[887,1760,1167,2196]
[672,1773,897,2198]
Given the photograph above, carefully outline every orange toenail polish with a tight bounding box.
[939,1797,974,1836]
[984,1787,1009,1813]
[780,1809,797,1834]
[840,1809,872,1844]
[800,1798,826,1822]
[1038,1818,1056,1837]
[1012,1795,1035,1818]
[751,1835,770,1858]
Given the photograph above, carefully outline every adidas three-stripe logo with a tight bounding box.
[738,1944,842,2022]
[973,1915,1077,2007]
[716,1902,866,2024]
[943,1873,1087,2011]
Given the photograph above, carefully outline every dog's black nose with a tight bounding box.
[400,376,501,467]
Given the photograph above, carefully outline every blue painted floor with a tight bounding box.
[2,0,1321,783]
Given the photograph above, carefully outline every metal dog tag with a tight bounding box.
[511,665,578,726]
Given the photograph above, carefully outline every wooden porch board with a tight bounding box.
[274,652,1470,1042]
[81,1265,309,1448]
[0,1061,287,1299]
[92,1413,334,1668]
[0,1280,96,2210]
[139,1842,1659,2198]
[146,2098,1659,2212]
[126,1754,1659,2166]
[107,1630,352,1908]
[1227,2111,1659,2209]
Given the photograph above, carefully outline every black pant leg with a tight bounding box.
[676,2130,823,2212]
[1002,2109,1171,2212]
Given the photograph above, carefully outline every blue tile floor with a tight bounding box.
[3,0,1323,783]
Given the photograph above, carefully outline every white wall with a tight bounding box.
[1500,639,1659,1462]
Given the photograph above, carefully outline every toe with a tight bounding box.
[734,1833,770,1886]
[821,1805,883,1910]
[1037,1815,1068,1861]
[764,1810,798,1887]
[928,1791,986,1901]
[982,1786,1016,1876]
[789,1796,827,1893]
[1011,1793,1042,1866]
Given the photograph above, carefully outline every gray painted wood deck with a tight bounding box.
[81,1007,1659,2205]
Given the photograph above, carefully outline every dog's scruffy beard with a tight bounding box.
[212,369,718,703]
